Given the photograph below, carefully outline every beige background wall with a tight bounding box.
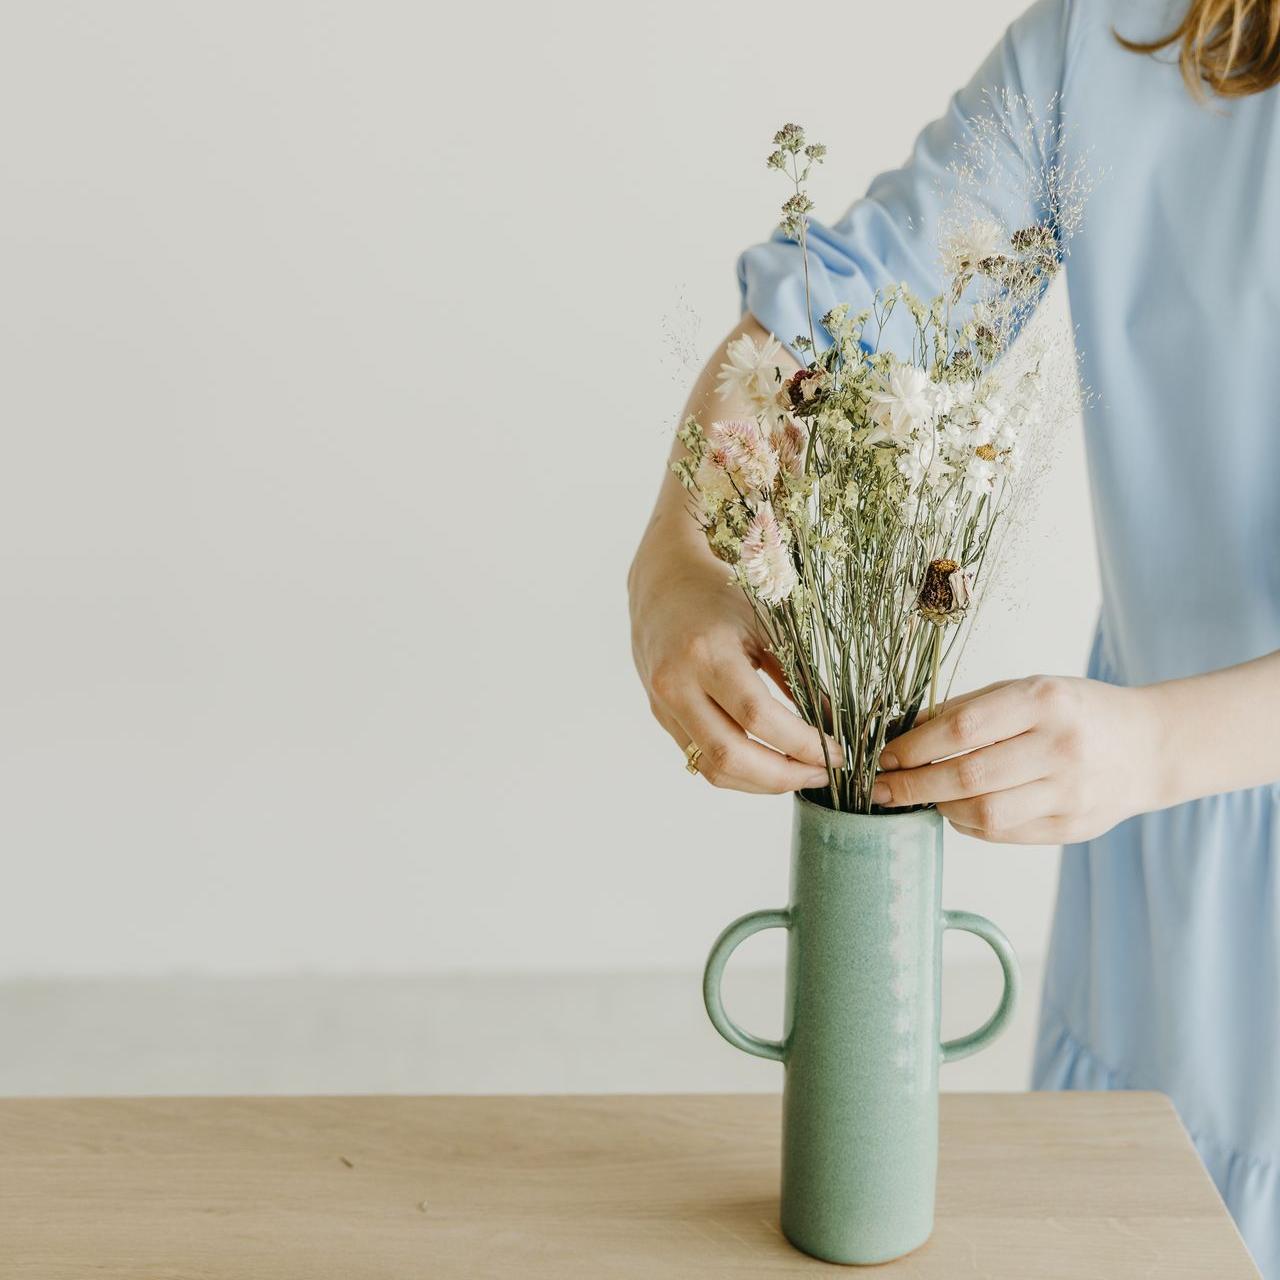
[0,0,1096,980]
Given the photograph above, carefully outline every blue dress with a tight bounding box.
[737,0,1280,1270]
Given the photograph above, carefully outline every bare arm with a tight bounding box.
[628,315,839,793]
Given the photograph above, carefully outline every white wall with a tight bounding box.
[0,1,1097,978]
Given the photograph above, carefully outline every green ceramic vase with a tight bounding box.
[703,795,1019,1265]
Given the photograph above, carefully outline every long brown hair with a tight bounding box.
[1118,0,1280,98]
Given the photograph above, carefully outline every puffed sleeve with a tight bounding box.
[738,0,1076,361]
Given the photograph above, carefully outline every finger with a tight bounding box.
[937,780,1058,835]
[880,682,1039,770]
[911,679,1013,725]
[872,730,1050,808]
[705,657,842,768]
[649,665,830,792]
[755,647,791,693]
[650,700,694,755]
[755,647,837,733]
[666,686,831,794]
[949,816,1067,845]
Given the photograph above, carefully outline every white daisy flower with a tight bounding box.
[716,334,785,406]
[867,361,937,445]
[969,404,998,447]
[940,400,997,462]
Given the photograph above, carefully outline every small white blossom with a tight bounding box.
[940,416,974,459]
[897,451,925,490]
[928,379,956,420]
[993,412,1021,454]
[941,217,1007,275]
[897,435,952,491]
[948,378,981,412]
[962,451,999,495]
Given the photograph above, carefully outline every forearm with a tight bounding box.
[1147,649,1280,809]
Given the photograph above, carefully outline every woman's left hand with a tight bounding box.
[872,675,1166,844]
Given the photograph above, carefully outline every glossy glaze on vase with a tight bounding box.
[703,796,1019,1265]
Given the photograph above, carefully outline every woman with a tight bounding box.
[629,0,1280,1270]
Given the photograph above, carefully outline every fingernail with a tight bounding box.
[828,740,846,766]
[879,751,899,771]
[872,781,891,805]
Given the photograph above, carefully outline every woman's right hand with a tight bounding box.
[629,552,837,794]
[630,313,832,794]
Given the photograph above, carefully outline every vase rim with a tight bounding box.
[794,791,939,826]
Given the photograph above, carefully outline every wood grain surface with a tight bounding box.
[0,1091,1259,1278]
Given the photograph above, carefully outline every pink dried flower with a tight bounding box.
[739,504,797,605]
[702,419,779,495]
[770,418,808,481]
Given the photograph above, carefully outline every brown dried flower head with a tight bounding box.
[917,558,974,625]
[1010,223,1055,252]
[785,367,824,409]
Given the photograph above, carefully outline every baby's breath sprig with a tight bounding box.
[769,124,826,361]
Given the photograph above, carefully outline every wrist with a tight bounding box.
[1133,679,1193,813]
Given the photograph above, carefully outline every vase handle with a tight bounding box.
[939,909,1020,1064]
[702,908,791,1062]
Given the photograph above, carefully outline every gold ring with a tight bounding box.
[684,742,704,775]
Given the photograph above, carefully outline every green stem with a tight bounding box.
[927,625,943,721]
[784,605,840,811]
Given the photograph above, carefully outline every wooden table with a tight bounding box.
[1,1092,1258,1278]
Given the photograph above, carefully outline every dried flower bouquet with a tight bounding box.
[673,117,1087,812]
